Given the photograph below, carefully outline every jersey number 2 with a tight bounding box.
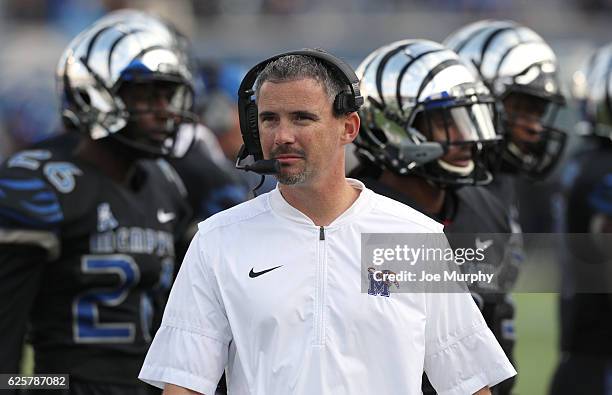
[73,255,140,343]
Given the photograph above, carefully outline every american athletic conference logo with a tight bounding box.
[367,267,400,297]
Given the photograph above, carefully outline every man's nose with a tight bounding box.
[448,124,466,143]
[274,120,296,145]
[152,94,171,111]
[523,117,543,135]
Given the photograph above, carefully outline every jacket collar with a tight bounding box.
[267,178,373,228]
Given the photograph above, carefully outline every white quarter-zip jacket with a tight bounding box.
[139,179,516,395]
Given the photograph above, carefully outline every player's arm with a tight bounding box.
[0,216,60,373]
[587,178,612,301]
[0,153,65,372]
[599,215,612,232]
[0,244,47,373]
[163,383,203,395]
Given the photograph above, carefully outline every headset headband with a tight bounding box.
[238,49,363,106]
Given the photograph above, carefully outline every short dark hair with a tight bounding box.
[254,54,347,113]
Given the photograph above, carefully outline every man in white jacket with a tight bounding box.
[139,49,516,395]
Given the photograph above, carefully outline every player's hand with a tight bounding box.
[473,386,491,395]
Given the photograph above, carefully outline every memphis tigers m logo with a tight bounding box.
[368,267,389,298]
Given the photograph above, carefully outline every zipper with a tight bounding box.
[314,226,327,346]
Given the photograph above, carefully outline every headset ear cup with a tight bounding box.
[247,102,258,132]
[245,102,264,160]
[333,92,355,115]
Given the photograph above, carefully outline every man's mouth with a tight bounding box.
[450,158,472,166]
[446,151,472,166]
[271,148,306,164]
[274,154,304,165]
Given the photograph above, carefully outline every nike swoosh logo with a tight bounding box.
[475,238,493,251]
[157,209,176,224]
[249,265,283,278]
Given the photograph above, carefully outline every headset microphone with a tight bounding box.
[235,145,280,175]
[235,145,280,197]
[247,159,280,175]
[236,158,281,175]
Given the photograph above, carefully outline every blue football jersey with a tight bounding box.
[0,138,190,385]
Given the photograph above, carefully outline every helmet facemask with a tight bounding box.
[498,90,566,179]
[572,43,612,142]
[56,10,198,159]
[410,94,500,187]
[354,39,503,188]
[115,77,197,159]
[444,20,568,179]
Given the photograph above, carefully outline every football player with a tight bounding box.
[0,10,197,395]
[549,43,612,395]
[350,39,521,395]
[444,20,567,229]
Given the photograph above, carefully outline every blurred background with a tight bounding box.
[1,0,610,393]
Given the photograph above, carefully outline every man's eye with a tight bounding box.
[431,118,446,128]
[512,106,544,119]
[295,114,313,122]
[130,94,148,105]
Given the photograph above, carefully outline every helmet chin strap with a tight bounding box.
[507,141,536,166]
[107,131,173,158]
[437,158,475,176]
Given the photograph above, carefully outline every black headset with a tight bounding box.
[236,48,364,173]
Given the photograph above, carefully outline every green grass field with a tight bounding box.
[513,293,559,395]
[20,343,33,375]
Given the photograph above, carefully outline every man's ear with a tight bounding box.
[340,112,360,145]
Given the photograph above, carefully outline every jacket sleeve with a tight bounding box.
[139,230,232,395]
[423,234,517,395]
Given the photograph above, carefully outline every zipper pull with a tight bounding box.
[319,226,325,241]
